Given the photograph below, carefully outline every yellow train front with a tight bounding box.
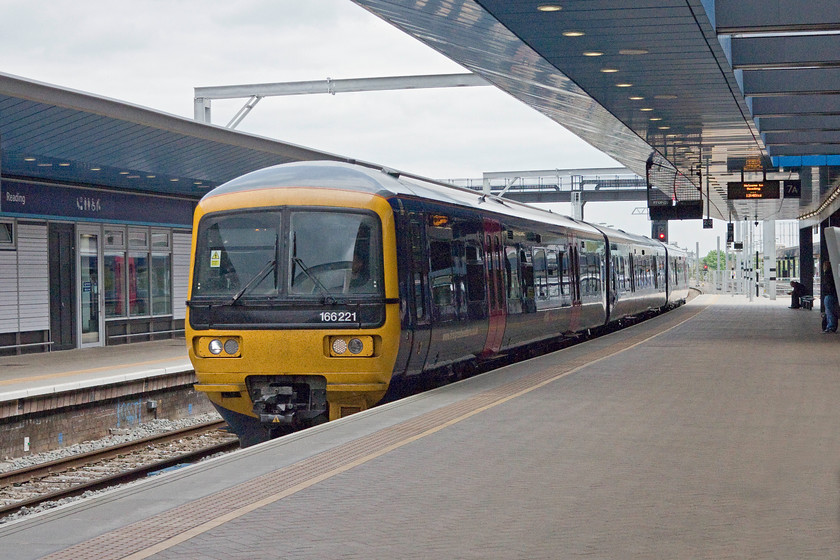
[187,163,402,447]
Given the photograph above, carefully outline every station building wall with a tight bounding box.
[0,178,196,354]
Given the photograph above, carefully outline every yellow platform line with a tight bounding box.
[0,357,190,387]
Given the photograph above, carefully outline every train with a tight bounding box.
[186,161,690,446]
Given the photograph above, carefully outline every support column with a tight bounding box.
[571,175,584,221]
[763,220,776,300]
[799,225,813,295]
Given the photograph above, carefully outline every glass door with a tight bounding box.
[78,227,104,347]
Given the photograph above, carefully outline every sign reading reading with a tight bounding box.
[727,181,780,200]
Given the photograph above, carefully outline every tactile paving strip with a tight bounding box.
[43,304,706,560]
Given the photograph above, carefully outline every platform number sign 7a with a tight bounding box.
[783,180,801,198]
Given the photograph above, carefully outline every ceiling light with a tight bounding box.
[616,83,633,87]
[537,4,562,11]
[119,171,129,175]
[654,94,678,100]
[562,30,584,37]
[658,126,671,130]
[37,163,52,167]
[601,68,619,73]
[146,175,156,179]
[640,107,654,111]
[59,163,70,167]
[583,51,603,57]
[629,96,645,100]
[650,117,662,121]
[90,167,101,171]
[619,49,649,55]
[24,157,36,162]
[170,178,179,182]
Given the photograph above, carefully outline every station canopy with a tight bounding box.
[0,71,351,198]
[352,0,840,224]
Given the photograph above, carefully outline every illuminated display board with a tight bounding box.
[727,180,780,200]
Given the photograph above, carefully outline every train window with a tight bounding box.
[533,248,547,300]
[289,211,382,296]
[465,243,485,303]
[430,240,455,320]
[194,212,282,298]
[506,247,520,301]
[494,236,504,306]
[409,219,426,320]
[547,250,559,299]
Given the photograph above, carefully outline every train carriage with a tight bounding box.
[187,161,685,446]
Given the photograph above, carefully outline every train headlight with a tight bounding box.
[224,338,240,355]
[193,336,242,358]
[328,335,374,357]
[332,338,348,355]
[208,339,223,355]
[347,338,364,354]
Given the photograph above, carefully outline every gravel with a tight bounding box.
[0,411,223,473]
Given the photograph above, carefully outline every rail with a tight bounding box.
[0,420,238,519]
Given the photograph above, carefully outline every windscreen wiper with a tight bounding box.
[292,257,339,305]
[225,258,276,306]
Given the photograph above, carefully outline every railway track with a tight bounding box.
[0,420,239,520]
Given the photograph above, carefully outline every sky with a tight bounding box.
[0,0,738,256]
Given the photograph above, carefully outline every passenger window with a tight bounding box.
[465,243,485,302]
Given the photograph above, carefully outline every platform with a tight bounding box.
[0,340,191,401]
[0,293,838,559]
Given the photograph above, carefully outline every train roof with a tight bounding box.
[205,161,664,245]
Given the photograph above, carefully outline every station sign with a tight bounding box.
[727,180,780,200]
[0,179,195,226]
[783,180,801,198]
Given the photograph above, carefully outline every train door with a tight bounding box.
[403,213,431,376]
[481,219,506,356]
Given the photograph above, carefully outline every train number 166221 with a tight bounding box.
[319,311,358,322]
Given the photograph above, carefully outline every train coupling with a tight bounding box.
[247,375,328,426]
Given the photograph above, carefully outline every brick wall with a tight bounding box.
[0,373,218,459]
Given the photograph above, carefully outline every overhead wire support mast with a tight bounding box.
[194,73,490,128]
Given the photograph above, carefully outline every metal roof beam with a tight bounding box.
[742,68,840,96]
[732,35,840,70]
[766,144,840,156]
[764,131,840,145]
[756,115,840,132]
[751,94,840,116]
[193,73,489,127]
[195,74,488,100]
[716,0,840,33]
[482,167,635,180]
